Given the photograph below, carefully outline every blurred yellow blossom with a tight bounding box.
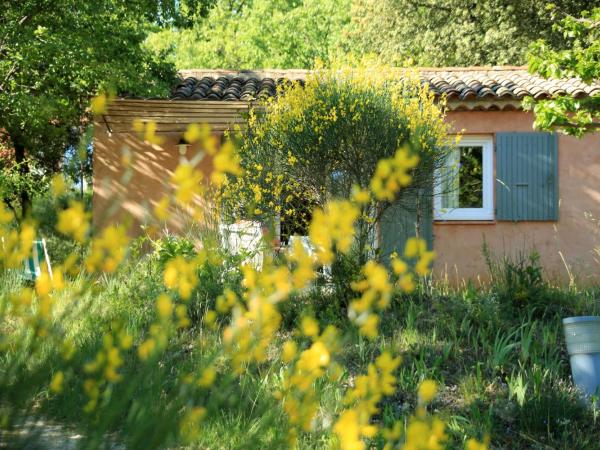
[351,186,371,204]
[335,351,401,449]
[198,367,216,387]
[301,316,319,338]
[418,379,438,403]
[51,174,67,197]
[398,273,415,293]
[163,256,198,300]
[392,257,408,275]
[132,119,164,145]
[288,239,316,289]
[138,338,156,361]
[176,305,191,329]
[404,237,426,258]
[180,407,206,443]
[57,201,89,242]
[466,436,490,450]
[282,340,297,363]
[85,225,129,273]
[184,123,209,144]
[35,270,63,299]
[359,314,379,339]
[0,223,35,268]
[204,310,217,328]
[415,250,436,276]
[211,139,241,186]
[90,93,108,115]
[309,200,358,264]
[49,371,64,393]
[153,196,170,221]
[334,410,364,450]
[370,147,419,201]
[156,294,174,319]
[171,163,204,205]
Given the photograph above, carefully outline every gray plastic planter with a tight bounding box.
[563,316,600,401]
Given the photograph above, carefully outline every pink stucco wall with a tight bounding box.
[93,126,218,236]
[93,104,600,284]
[434,110,600,285]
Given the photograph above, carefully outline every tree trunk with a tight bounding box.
[13,139,30,219]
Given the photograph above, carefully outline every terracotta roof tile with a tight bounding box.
[171,67,600,102]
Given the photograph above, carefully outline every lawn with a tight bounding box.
[2,238,599,449]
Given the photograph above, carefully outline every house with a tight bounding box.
[93,67,600,284]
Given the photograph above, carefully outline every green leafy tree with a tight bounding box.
[145,0,351,69]
[0,0,178,217]
[525,6,600,136]
[345,0,596,67]
[150,0,218,28]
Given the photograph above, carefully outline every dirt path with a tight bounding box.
[1,419,124,450]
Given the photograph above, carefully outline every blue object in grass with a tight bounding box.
[563,316,600,403]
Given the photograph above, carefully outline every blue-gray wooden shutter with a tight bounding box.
[379,188,433,266]
[496,132,558,221]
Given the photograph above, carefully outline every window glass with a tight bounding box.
[441,146,483,209]
[434,136,493,221]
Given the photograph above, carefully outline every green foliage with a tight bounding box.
[526,6,600,136]
[225,69,449,262]
[388,291,600,447]
[0,158,50,221]
[30,191,90,264]
[147,0,596,69]
[2,248,600,448]
[334,0,595,67]
[151,232,197,265]
[145,0,351,69]
[483,244,583,318]
[0,0,178,216]
[149,0,219,28]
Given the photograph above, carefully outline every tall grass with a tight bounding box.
[2,242,600,448]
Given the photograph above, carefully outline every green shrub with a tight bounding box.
[224,68,451,262]
[31,191,90,264]
[137,232,248,328]
[150,232,196,265]
[187,249,245,326]
[483,244,585,318]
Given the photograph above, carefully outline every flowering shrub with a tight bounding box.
[222,67,451,264]
[0,95,488,449]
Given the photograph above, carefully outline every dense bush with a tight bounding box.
[223,67,451,263]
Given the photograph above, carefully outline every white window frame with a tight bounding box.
[434,135,494,221]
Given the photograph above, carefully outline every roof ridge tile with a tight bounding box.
[172,68,600,102]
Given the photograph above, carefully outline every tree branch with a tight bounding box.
[0,62,18,93]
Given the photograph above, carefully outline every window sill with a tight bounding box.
[434,220,496,225]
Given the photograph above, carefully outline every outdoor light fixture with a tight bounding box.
[177,137,190,155]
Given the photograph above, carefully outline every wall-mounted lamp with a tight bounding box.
[177,137,190,155]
